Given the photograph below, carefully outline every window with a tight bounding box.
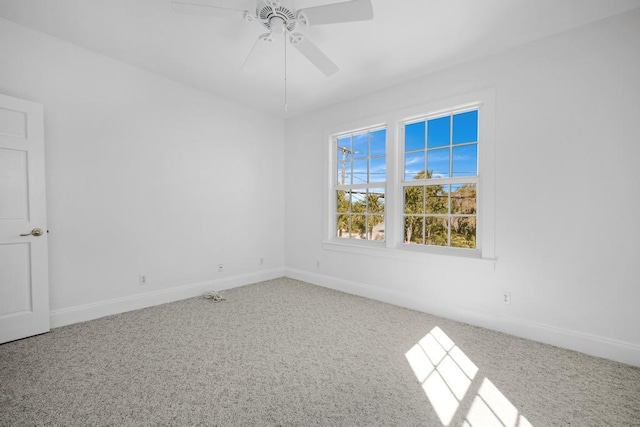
[403,109,479,249]
[324,89,495,261]
[334,127,386,241]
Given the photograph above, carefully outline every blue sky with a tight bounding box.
[405,110,478,180]
[337,128,386,185]
[337,111,477,185]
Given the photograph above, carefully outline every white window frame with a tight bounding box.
[332,125,387,243]
[400,106,481,251]
[322,89,496,269]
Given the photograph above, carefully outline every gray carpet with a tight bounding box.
[1,277,639,426]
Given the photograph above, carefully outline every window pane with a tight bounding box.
[351,191,366,213]
[337,161,351,185]
[427,116,450,148]
[370,129,386,156]
[451,217,476,249]
[352,215,366,239]
[453,110,478,144]
[370,157,386,183]
[427,148,450,178]
[405,151,425,181]
[369,215,385,241]
[404,186,425,214]
[353,133,368,158]
[337,136,352,161]
[405,121,425,151]
[332,126,390,244]
[426,184,449,214]
[367,189,385,214]
[337,214,350,238]
[405,216,424,244]
[451,184,476,214]
[452,144,477,177]
[336,190,350,213]
[353,159,368,184]
[426,217,449,246]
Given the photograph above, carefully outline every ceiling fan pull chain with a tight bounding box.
[284,32,288,112]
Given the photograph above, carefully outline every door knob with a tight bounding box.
[20,228,44,237]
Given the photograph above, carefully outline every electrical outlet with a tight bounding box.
[501,291,511,305]
[217,264,223,273]
[139,275,148,285]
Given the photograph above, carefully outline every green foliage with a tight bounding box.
[451,184,476,214]
[403,173,426,244]
[451,216,476,248]
[426,217,448,246]
[404,216,423,244]
[337,170,476,246]
[426,185,448,214]
[336,190,385,240]
[403,171,477,248]
[336,190,350,237]
[337,190,349,213]
[450,184,476,248]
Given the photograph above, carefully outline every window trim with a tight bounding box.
[323,88,496,265]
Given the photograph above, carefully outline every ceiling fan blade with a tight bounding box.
[289,33,339,76]
[170,0,255,18]
[297,0,373,26]
[241,33,274,71]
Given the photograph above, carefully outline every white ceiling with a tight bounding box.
[1,0,638,118]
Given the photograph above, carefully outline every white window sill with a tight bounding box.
[322,240,496,272]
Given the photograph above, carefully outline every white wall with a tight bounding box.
[0,18,285,325]
[284,9,640,366]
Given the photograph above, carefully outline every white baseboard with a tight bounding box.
[50,268,284,328]
[284,268,640,367]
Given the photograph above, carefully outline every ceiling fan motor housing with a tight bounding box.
[257,0,297,32]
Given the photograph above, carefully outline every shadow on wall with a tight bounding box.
[405,326,532,426]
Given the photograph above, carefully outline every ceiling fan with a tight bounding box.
[170,0,374,77]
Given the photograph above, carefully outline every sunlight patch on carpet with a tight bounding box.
[405,326,532,426]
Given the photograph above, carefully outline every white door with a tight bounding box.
[0,93,49,343]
